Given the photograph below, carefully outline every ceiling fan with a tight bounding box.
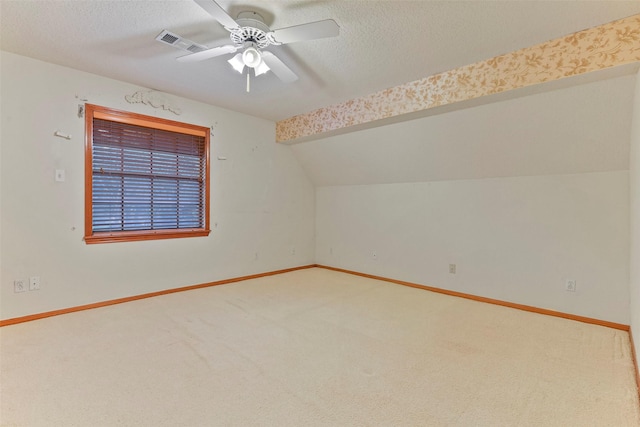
[156,0,340,91]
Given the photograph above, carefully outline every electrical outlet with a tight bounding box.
[449,264,456,274]
[372,251,377,261]
[14,280,27,293]
[29,276,41,291]
[565,279,577,292]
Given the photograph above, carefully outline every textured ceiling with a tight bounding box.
[1,1,640,122]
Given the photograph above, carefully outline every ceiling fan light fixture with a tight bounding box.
[242,46,262,68]
[255,60,270,76]
[228,53,245,73]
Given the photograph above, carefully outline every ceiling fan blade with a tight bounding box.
[268,19,339,45]
[193,0,240,30]
[177,44,237,62]
[261,51,298,83]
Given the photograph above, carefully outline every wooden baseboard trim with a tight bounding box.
[316,265,630,331]
[3,263,630,334]
[0,265,316,327]
[631,329,640,400]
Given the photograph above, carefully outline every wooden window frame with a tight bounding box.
[84,104,211,244]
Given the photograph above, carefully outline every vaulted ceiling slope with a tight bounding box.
[1,1,639,124]
[289,73,637,186]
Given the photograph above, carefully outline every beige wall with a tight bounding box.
[315,172,629,324]
[630,69,640,358]
[0,52,316,320]
[303,75,635,325]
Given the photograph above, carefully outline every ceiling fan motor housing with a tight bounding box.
[229,11,273,48]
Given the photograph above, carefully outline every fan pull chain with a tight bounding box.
[246,72,250,93]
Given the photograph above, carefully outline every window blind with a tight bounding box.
[91,118,206,233]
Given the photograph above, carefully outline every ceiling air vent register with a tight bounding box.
[156,30,206,53]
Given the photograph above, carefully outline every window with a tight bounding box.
[84,104,210,244]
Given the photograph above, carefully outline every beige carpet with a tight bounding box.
[1,267,638,426]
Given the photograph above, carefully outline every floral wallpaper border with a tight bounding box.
[276,14,640,143]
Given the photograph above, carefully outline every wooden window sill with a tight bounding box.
[85,229,211,244]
